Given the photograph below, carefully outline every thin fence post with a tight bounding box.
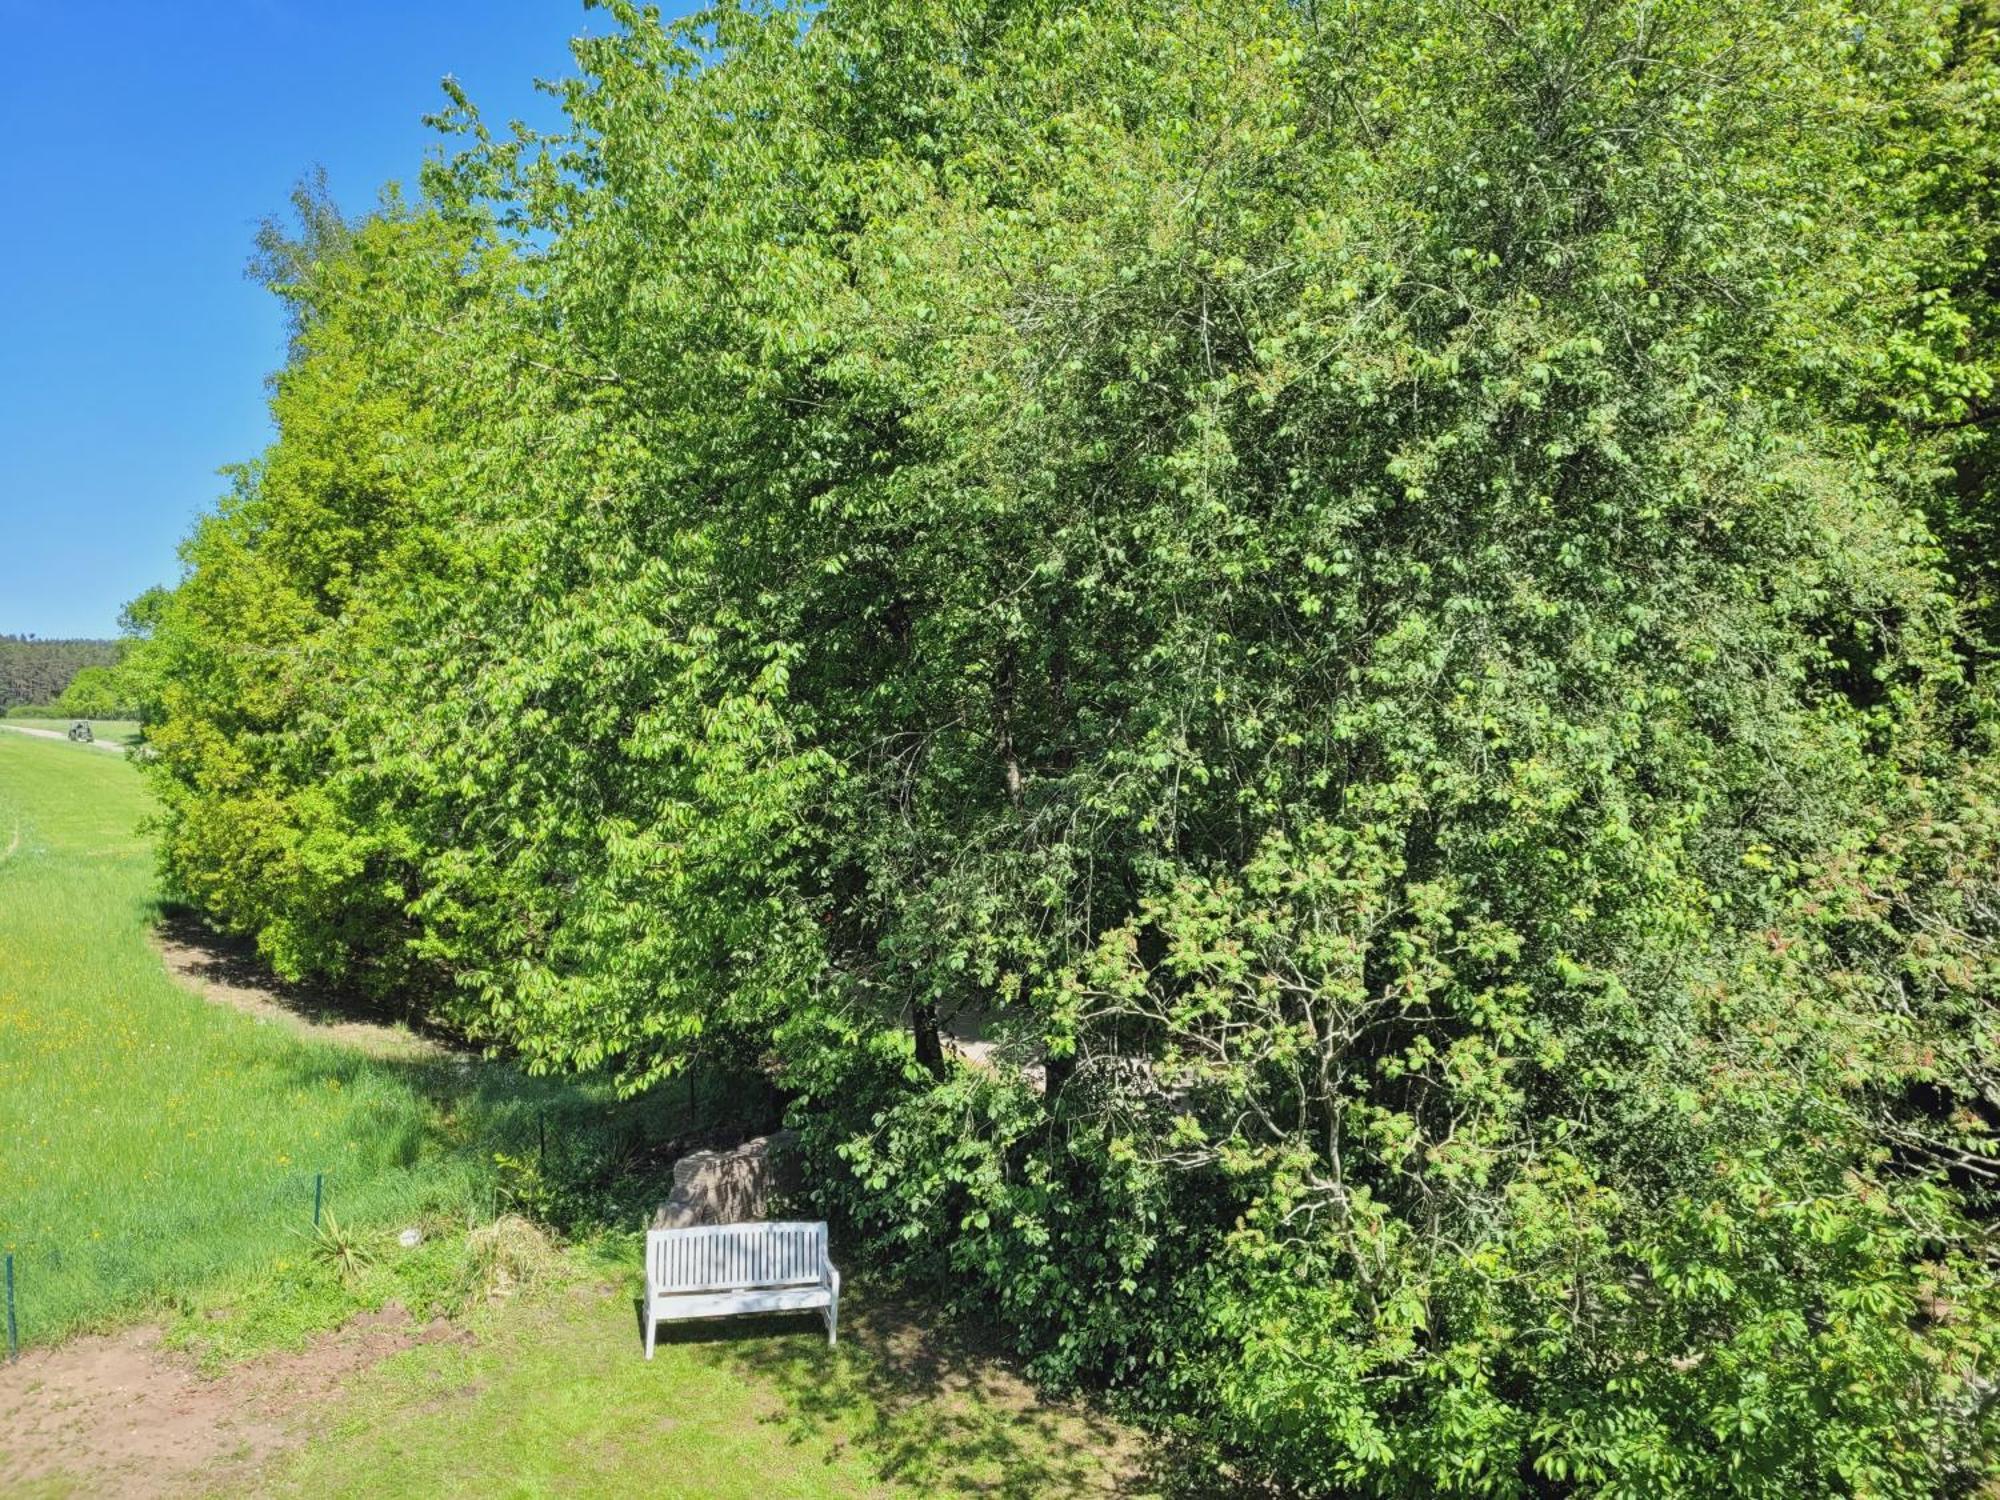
[6,1252,17,1361]
[313,1172,323,1228]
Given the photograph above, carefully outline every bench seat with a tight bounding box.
[644,1221,839,1356]
[652,1284,832,1321]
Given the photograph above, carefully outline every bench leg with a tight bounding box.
[645,1311,657,1361]
[824,1295,838,1348]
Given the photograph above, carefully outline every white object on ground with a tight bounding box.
[642,1220,839,1356]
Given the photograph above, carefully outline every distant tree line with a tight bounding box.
[126,2,2000,1494]
[0,636,121,712]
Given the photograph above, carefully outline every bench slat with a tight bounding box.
[653,1285,831,1320]
[647,1221,827,1293]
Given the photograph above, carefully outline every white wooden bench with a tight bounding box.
[643,1220,840,1356]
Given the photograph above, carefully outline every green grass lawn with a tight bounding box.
[2,717,142,746]
[0,731,1162,1495]
[258,1262,1156,1498]
[0,732,671,1347]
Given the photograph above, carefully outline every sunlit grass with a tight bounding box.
[0,734,659,1346]
[260,1249,1157,1499]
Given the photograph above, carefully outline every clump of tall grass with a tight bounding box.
[461,1214,563,1304]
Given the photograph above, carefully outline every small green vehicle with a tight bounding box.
[67,721,93,744]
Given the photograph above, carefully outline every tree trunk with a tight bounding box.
[912,999,946,1077]
[1042,1050,1075,1102]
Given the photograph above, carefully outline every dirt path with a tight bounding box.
[153,912,448,1062]
[0,721,127,753]
[0,1304,467,1498]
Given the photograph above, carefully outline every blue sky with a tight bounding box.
[0,2,654,639]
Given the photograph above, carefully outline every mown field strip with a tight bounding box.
[0,733,575,1345]
[0,720,133,753]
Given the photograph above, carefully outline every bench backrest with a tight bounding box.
[648,1221,827,1294]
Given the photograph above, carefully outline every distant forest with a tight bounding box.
[0,636,120,710]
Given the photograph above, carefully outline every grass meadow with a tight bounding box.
[0,732,673,1348]
[0,731,1160,1496]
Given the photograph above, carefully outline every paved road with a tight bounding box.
[0,722,130,754]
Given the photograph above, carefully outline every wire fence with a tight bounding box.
[2,1163,354,1362]
[1,1078,767,1359]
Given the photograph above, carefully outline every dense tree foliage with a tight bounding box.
[49,664,134,719]
[0,637,120,712]
[133,1,2000,1492]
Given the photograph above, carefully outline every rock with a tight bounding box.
[397,1227,423,1249]
[650,1130,801,1229]
[944,1003,1049,1094]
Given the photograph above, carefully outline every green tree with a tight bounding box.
[0,636,120,710]
[53,664,133,719]
[137,2,2000,1492]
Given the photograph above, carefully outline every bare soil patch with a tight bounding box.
[0,1302,465,1497]
[152,911,449,1062]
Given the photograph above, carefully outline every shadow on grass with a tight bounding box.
[641,1287,1228,1498]
[155,905,466,1050]
[149,906,774,1236]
